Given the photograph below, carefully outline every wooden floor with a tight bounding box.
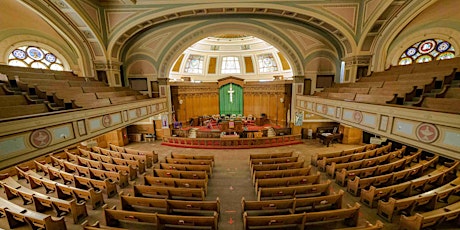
[1,139,458,230]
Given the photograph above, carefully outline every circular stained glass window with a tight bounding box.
[45,53,56,63]
[406,47,417,56]
[436,41,451,52]
[13,49,26,59]
[27,47,44,60]
[418,40,436,54]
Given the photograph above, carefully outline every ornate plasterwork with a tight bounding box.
[320,4,359,32]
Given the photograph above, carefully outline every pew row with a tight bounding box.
[254,173,321,194]
[257,180,332,201]
[144,175,208,195]
[252,167,311,184]
[159,163,212,177]
[134,185,205,201]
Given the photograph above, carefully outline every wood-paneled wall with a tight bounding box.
[170,80,292,126]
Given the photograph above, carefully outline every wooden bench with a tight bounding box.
[255,173,321,194]
[326,92,357,101]
[50,155,129,188]
[153,169,208,180]
[243,212,306,230]
[16,166,105,210]
[251,161,305,176]
[377,176,460,222]
[144,175,208,195]
[419,97,460,113]
[335,147,413,186]
[134,185,205,201]
[359,75,399,82]
[0,95,28,107]
[252,167,311,184]
[1,176,87,224]
[311,144,375,166]
[165,157,214,167]
[361,160,457,209]
[337,87,371,94]
[326,147,403,178]
[103,207,157,229]
[157,212,219,230]
[72,98,111,108]
[107,144,159,163]
[109,95,138,104]
[171,152,215,165]
[65,150,138,181]
[383,78,437,95]
[79,148,145,175]
[0,195,67,230]
[96,91,138,99]
[304,203,361,227]
[354,94,398,104]
[0,103,49,119]
[35,160,118,198]
[159,163,212,177]
[249,151,294,161]
[250,156,299,166]
[98,147,152,169]
[257,180,332,201]
[332,220,384,230]
[399,200,460,230]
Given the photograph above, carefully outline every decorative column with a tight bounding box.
[94,61,123,86]
[342,55,372,83]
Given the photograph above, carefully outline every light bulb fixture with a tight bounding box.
[280,98,284,103]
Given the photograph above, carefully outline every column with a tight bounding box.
[342,55,372,83]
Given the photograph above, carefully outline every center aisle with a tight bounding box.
[206,150,256,230]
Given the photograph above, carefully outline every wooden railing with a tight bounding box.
[162,135,302,149]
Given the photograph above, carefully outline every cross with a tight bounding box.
[228,83,234,103]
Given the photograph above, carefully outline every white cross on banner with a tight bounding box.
[228,83,234,103]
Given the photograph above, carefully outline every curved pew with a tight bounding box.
[251,161,305,177]
[159,163,212,177]
[377,163,460,221]
[78,148,145,174]
[144,175,208,195]
[153,169,208,180]
[332,220,384,230]
[157,212,219,230]
[16,166,104,209]
[97,147,152,169]
[0,176,87,224]
[50,155,129,188]
[134,185,205,201]
[311,144,376,166]
[170,152,215,165]
[399,200,460,230]
[0,196,67,230]
[257,180,332,201]
[249,151,294,162]
[34,160,118,198]
[103,207,157,229]
[252,167,311,184]
[254,173,321,194]
[165,157,214,167]
[250,156,299,166]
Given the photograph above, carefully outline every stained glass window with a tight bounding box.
[221,56,241,74]
[257,53,278,73]
[398,39,455,65]
[183,55,204,74]
[8,46,65,71]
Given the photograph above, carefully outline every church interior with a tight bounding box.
[0,0,460,229]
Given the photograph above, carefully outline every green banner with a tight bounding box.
[219,83,243,115]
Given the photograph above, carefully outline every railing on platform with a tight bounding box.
[162,135,303,149]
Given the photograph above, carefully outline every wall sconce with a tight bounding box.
[179,99,183,105]
[280,98,284,103]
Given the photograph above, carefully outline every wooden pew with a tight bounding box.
[16,166,105,210]
[35,160,118,198]
[64,150,137,181]
[165,157,214,167]
[170,152,215,165]
[83,221,128,230]
[250,156,299,166]
[252,167,311,184]
[377,176,460,222]
[0,103,49,119]
[153,169,208,180]
[255,173,321,194]
[109,95,138,104]
[419,97,460,113]
[0,95,28,107]
[251,161,305,177]
[103,207,158,229]
[332,220,384,230]
[304,203,361,227]
[157,212,219,230]
[335,147,409,186]
[120,193,168,213]
[106,144,159,163]
[311,144,375,166]
[249,151,294,161]
[134,185,205,201]
[144,175,208,195]
[243,212,306,230]
[399,200,460,230]
[294,189,344,213]
[242,197,295,216]
[98,147,152,169]
[0,176,87,224]
[257,180,332,201]
[326,147,402,178]
[0,196,67,230]
[50,155,129,188]
[159,163,212,177]
[73,98,111,108]
[354,94,398,104]
[79,148,145,175]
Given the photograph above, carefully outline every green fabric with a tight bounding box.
[219,83,243,115]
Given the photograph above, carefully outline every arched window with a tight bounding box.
[398,39,455,65]
[183,55,204,74]
[8,46,65,71]
[221,56,241,74]
[257,53,278,73]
